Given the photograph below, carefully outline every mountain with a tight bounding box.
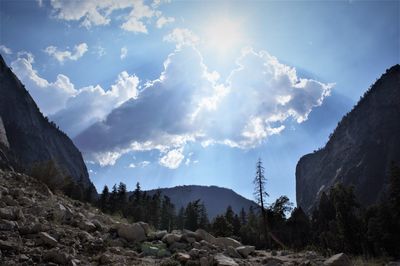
[296,65,400,213]
[145,185,258,219]
[0,54,95,193]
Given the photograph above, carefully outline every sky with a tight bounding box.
[0,0,399,206]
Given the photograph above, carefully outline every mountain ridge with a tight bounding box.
[140,184,258,219]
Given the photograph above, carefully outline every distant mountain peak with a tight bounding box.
[144,185,258,219]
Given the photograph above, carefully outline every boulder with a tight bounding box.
[215,237,241,248]
[43,249,69,265]
[324,253,351,266]
[117,223,146,242]
[0,207,14,220]
[162,233,181,245]
[79,220,96,232]
[236,245,255,258]
[196,229,216,243]
[148,230,167,240]
[39,232,58,247]
[175,252,191,263]
[214,253,239,266]
[225,246,241,258]
[169,241,188,252]
[138,222,151,235]
[0,219,17,231]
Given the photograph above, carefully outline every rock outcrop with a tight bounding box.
[0,55,95,193]
[296,65,400,213]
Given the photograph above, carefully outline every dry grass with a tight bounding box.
[351,256,391,266]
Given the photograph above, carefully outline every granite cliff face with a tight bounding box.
[0,55,95,192]
[296,65,400,213]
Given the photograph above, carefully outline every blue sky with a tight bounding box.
[1,0,398,206]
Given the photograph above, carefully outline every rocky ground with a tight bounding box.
[0,169,362,265]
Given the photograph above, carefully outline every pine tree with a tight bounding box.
[253,158,269,245]
[176,207,185,230]
[109,184,118,213]
[239,207,247,225]
[198,202,210,230]
[225,205,234,225]
[160,195,175,231]
[99,185,109,212]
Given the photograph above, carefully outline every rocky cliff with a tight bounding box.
[146,185,258,219]
[296,65,400,213]
[0,55,95,192]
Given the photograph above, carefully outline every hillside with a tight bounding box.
[0,168,355,265]
[145,185,258,219]
[296,65,400,213]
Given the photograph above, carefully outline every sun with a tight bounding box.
[201,18,245,56]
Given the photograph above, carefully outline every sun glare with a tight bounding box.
[201,18,245,56]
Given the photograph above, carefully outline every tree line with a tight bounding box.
[35,158,399,259]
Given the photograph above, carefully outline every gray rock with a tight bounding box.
[196,229,216,243]
[236,245,255,258]
[117,223,147,242]
[162,233,181,245]
[214,237,242,248]
[39,232,58,247]
[225,246,241,258]
[0,207,14,220]
[43,249,70,265]
[200,256,210,266]
[175,252,191,263]
[148,230,167,240]
[169,241,188,252]
[0,219,17,231]
[323,253,351,266]
[214,253,239,266]
[79,220,96,232]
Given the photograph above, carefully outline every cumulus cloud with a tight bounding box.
[74,44,218,167]
[163,28,199,48]
[50,71,139,137]
[156,16,175,28]
[74,39,332,168]
[47,0,168,33]
[45,43,88,63]
[121,0,154,33]
[120,47,128,60]
[0,45,12,55]
[11,51,139,136]
[159,148,184,169]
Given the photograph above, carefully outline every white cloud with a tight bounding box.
[51,71,139,137]
[121,0,154,33]
[159,148,185,169]
[11,51,139,136]
[120,46,128,60]
[48,0,167,33]
[128,160,150,168]
[0,45,12,55]
[74,44,332,168]
[45,43,88,63]
[11,52,77,114]
[94,46,106,57]
[163,28,199,48]
[156,16,175,28]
